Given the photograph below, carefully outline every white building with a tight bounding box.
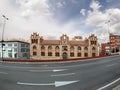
[0,40,30,60]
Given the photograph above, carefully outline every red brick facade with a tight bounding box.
[109,34,120,53]
[100,43,110,56]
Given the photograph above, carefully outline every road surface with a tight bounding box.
[0,56,120,90]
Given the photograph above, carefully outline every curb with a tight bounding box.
[1,55,119,64]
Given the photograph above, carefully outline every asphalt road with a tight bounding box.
[0,56,120,90]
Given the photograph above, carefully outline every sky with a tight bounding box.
[0,0,120,43]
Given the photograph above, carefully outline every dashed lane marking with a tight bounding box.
[51,73,75,77]
[0,72,8,74]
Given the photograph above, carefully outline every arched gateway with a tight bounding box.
[62,52,67,59]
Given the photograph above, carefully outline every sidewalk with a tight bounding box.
[113,84,120,90]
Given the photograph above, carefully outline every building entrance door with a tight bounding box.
[62,52,67,59]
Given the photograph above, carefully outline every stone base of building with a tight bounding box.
[30,55,99,60]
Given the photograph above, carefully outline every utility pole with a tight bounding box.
[1,15,9,60]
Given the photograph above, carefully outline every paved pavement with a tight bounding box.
[0,56,120,90]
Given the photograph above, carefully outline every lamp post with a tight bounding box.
[106,20,110,34]
[1,15,9,60]
[105,20,111,55]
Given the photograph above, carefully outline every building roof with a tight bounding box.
[110,34,120,37]
[0,40,29,44]
[69,41,88,46]
[40,40,88,46]
[41,40,60,45]
[30,33,99,46]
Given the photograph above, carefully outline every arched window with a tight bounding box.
[62,46,68,51]
[84,47,88,51]
[31,39,38,44]
[33,45,37,50]
[48,45,52,50]
[70,46,74,51]
[55,46,60,50]
[78,46,81,50]
[41,45,45,50]
[92,47,96,50]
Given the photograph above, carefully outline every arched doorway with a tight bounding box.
[62,52,67,59]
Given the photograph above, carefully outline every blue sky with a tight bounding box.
[0,0,120,43]
[48,0,120,22]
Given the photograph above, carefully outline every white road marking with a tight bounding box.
[30,70,52,72]
[0,72,8,74]
[17,82,54,86]
[53,69,67,72]
[30,69,67,72]
[55,80,79,87]
[97,77,120,90]
[0,65,68,70]
[0,62,115,70]
[51,73,75,77]
[106,63,117,67]
[17,80,79,87]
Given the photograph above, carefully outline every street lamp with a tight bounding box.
[1,15,9,60]
[105,20,111,55]
[105,20,110,34]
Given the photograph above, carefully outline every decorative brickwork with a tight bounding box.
[30,33,99,60]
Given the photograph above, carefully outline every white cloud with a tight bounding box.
[106,8,120,25]
[86,11,108,26]
[16,0,51,18]
[86,0,108,27]
[56,1,66,8]
[90,0,101,12]
[0,0,84,41]
[80,9,86,16]
[56,2,63,8]
[85,0,120,43]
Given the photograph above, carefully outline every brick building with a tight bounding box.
[30,33,99,60]
[100,43,110,56]
[109,34,120,53]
